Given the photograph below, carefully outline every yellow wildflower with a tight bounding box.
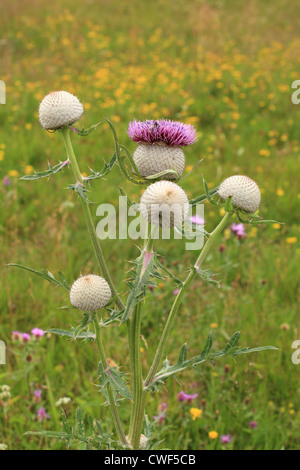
[8,170,19,177]
[190,408,203,421]
[208,431,218,439]
[286,237,297,244]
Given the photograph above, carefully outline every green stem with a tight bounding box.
[127,232,156,449]
[61,127,124,311]
[92,314,127,446]
[128,303,145,449]
[145,211,232,388]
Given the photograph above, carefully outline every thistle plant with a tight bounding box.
[10,90,279,450]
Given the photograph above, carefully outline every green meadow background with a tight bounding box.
[0,0,299,450]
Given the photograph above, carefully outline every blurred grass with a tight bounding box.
[0,0,299,450]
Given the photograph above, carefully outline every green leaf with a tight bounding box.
[106,368,132,401]
[98,363,132,401]
[147,332,278,390]
[71,121,103,136]
[232,345,279,356]
[189,186,219,206]
[20,160,70,181]
[203,179,219,206]
[61,409,72,435]
[236,211,282,225]
[195,267,222,289]
[7,264,70,290]
[121,250,156,323]
[83,153,117,182]
[46,328,95,340]
[67,182,90,202]
[25,431,71,439]
[145,168,180,181]
[74,408,85,438]
[154,255,183,287]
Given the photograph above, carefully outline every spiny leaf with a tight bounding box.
[7,264,70,291]
[98,363,132,401]
[232,345,278,356]
[189,186,219,206]
[74,408,85,437]
[83,153,117,181]
[194,267,222,289]
[46,328,95,340]
[145,168,180,181]
[121,250,156,323]
[71,121,103,136]
[67,182,90,202]
[20,160,70,181]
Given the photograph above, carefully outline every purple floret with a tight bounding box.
[128,119,198,146]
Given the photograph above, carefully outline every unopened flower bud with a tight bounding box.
[70,275,111,311]
[39,91,83,130]
[140,181,189,228]
[218,175,261,213]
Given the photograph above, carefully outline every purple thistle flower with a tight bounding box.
[128,119,198,147]
[33,389,42,402]
[31,328,45,338]
[173,288,180,295]
[37,407,50,421]
[249,420,258,429]
[12,331,21,340]
[221,434,232,443]
[177,391,198,403]
[3,176,11,186]
[190,215,205,225]
[231,223,246,238]
[21,333,30,343]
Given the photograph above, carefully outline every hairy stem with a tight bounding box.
[145,212,232,387]
[92,314,127,446]
[127,232,156,449]
[128,303,145,449]
[61,127,124,311]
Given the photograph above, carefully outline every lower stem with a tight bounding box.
[128,303,145,449]
[92,314,127,446]
[145,211,232,388]
[61,127,124,312]
[128,233,155,449]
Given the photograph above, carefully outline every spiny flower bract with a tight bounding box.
[39,91,84,130]
[140,180,189,228]
[70,274,111,311]
[133,142,185,180]
[218,175,261,213]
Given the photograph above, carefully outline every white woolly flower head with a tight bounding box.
[140,180,189,228]
[39,91,84,130]
[218,175,261,213]
[70,274,111,311]
[133,142,185,180]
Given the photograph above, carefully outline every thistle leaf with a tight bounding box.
[71,121,103,136]
[20,160,70,181]
[7,264,70,291]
